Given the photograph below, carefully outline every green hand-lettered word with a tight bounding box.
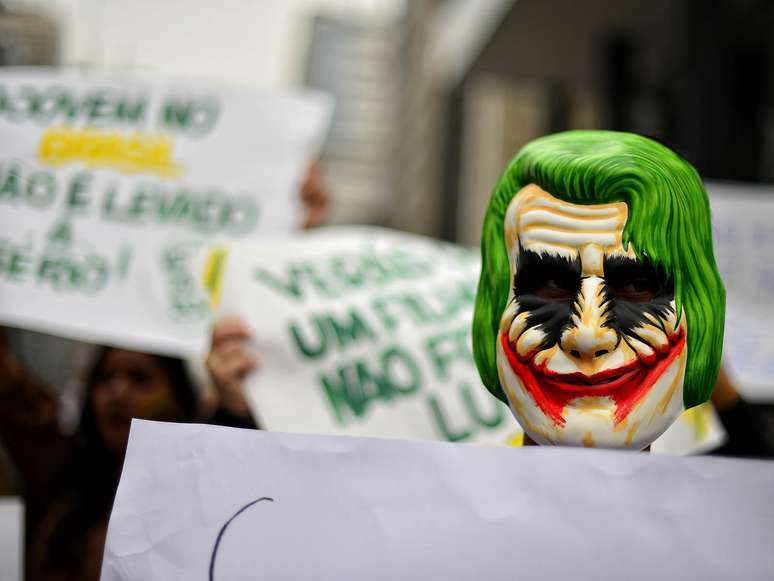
[427,382,505,442]
[0,164,94,214]
[66,172,93,214]
[0,163,255,235]
[424,325,475,380]
[255,247,434,302]
[161,243,209,322]
[37,253,109,294]
[0,84,147,127]
[102,182,258,235]
[0,239,33,282]
[321,345,421,425]
[0,238,110,294]
[160,97,219,137]
[371,279,476,331]
[0,162,57,209]
[47,220,73,244]
[290,307,376,360]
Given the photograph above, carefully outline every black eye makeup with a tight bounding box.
[514,248,581,302]
[602,254,675,339]
[512,248,581,348]
[509,247,676,352]
[603,255,670,303]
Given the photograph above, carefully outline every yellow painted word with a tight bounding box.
[38,125,183,178]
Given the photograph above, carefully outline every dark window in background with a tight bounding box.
[603,0,774,183]
[442,0,774,242]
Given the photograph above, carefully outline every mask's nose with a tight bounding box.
[559,276,618,360]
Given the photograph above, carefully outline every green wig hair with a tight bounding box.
[473,130,725,409]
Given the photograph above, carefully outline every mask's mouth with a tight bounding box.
[539,363,644,393]
[500,330,685,427]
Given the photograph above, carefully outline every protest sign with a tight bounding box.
[708,181,774,402]
[0,69,332,355]
[0,497,22,581]
[102,420,774,581]
[212,226,723,452]
[214,226,521,445]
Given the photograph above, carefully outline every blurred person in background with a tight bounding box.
[299,160,329,229]
[0,335,256,581]
[0,162,328,581]
[709,365,774,458]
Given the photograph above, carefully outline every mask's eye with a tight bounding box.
[514,250,581,302]
[534,278,577,301]
[609,277,660,302]
[604,254,671,303]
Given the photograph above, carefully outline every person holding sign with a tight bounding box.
[205,316,258,425]
[0,159,329,581]
[0,333,260,581]
[473,131,726,450]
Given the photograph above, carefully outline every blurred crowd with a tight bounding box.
[0,161,330,581]
[0,319,255,580]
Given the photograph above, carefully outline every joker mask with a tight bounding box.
[496,185,686,449]
[473,131,725,451]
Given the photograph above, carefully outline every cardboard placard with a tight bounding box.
[102,420,774,581]
[0,69,332,355]
[215,227,521,445]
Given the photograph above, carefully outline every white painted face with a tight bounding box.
[496,184,687,449]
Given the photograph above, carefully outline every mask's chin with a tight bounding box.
[496,331,688,450]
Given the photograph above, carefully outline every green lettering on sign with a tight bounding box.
[160,97,219,136]
[427,394,472,442]
[461,382,504,429]
[319,345,422,426]
[289,308,376,360]
[0,163,22,201]
[424,326,474,380]
[66,172,92,214]
[47,220,73,244]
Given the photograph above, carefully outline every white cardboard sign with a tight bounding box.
[708,181,774,401]
[0,69,332,355]
[0,497,23,581]
[215,227,521,446]
[102,420,774,581]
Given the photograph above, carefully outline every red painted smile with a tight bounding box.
[501,331,685,426]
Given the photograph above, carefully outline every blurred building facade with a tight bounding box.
[0,4,57,65]
[305,13,403,225]
[443,0,774,244]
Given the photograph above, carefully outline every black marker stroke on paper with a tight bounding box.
[209,497,275,581]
